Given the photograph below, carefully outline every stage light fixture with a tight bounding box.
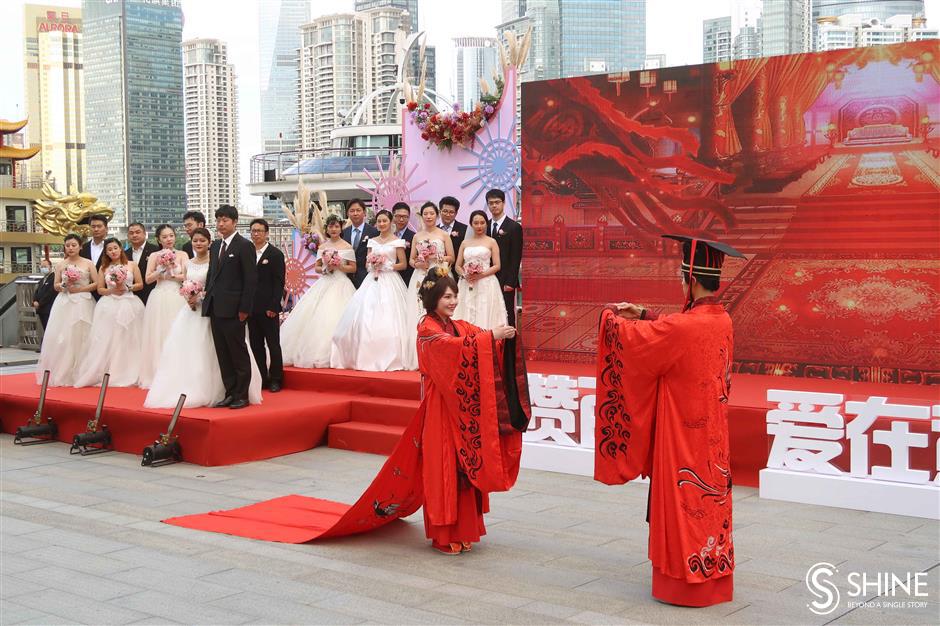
[69,373,113,455]
[13,370,58,445]
[141,394,185,468]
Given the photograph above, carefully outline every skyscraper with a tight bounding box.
[23,5,84,192]
[353,0,436,92]
[703,16,733,64]
[453,37,499,107]
[298,8,407,151]
[82,0,185,231]
[761,0,810,57]
[183,39,239,214]
[732,0,762,60]
[497,0,561,83]
[559,0,646,76]
[812,0,927,48]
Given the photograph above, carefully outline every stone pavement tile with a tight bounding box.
[518,600,583,620]
[209,590,365,625]
[312,591,457,624]
[6,587,149,624]
[0,575,41,599]
[731,568,801,593]
[16,566,142,601]
[431,583,532,609]
[17,545,137,577]
[128,618,185,625]
[106,566,239,603]
[106,545,232,578]
[24,528,135,555]
[201,567,341,604]
[106,527,220,557]
[0,533,45,555]
[0,518,52,536]
[0,554,45,575]
[0,599,57,624]
[568,609,645,625]
[114,590,252,625]
[830,603,939,625]
[720,602,829,626]
[418,595,563,625]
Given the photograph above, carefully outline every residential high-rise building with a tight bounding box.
[298,8,407,151]
[82,0,185,231]
[761,0,810,57]
[23,5,84,192]
[812,0,926,47]
[732,0,762,59]
[258,0,308,155]
[560,0,646,76]
[453,37,499,107]
[183,39,239,214]
[703,16,733,64]
[354,0,436,92]
[816,13,938,50]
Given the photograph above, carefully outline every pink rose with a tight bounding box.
[498,229,505,236]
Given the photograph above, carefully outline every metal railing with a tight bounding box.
[1,219,29,233]
[1,261,39,275]
[250,146,401,185]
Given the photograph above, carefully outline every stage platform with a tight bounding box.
[2,365,935,487]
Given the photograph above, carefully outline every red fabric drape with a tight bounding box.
[707,58,768,158]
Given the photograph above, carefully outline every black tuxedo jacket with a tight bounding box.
[492,217,522,289]
[125,242,159,304]
[252,243,286,315]
[33,273,56,327]
[397,228,416,285]
[182,240,194,259]
[443,221,467,279]
[79,240,106,270]
[341,222,380,288]
[202,233,257,319]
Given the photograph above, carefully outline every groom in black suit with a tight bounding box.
[486,188,523,326]
[341,198,379,289]
[248,218,285,393]
[125,222,159,304]
[203,205,258,409]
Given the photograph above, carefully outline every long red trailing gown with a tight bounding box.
[594,298,734,607]
[164,314,528,546]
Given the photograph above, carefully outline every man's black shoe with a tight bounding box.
[214,396,234,408]
[229,398,249,410]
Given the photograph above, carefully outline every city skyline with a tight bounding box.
[2,0,937,215]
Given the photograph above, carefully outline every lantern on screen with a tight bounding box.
[663,79,677,100]
[639,70,657,97]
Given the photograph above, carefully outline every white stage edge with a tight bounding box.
[759,468,940,520]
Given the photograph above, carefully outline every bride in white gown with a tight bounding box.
[330,209,415,371]
[144,228,262,408]
[454,210,508,329]
[138,224,188,388]
[36,234,98,387]
[405,201,455,363]
[74,239,146,388]
[281,214,357,368]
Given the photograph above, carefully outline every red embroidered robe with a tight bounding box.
[594,302,734,606]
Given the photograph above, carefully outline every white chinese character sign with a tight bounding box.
[761,389,940,519]
[521,372,598,476]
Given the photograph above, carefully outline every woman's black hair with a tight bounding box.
[155,223,175,240]
[420,201,440,215]
[64,233,82,245]
[325,214,344,228]
[190,227,212,243]
[418,267,458,313]
[468,210,490,230]
[375,209,393,222]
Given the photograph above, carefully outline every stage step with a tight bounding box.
[328,421,406,455]
[350,397,420,426]
[283,367,420,401]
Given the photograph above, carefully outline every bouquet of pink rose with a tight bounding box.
[415,239,442,266]
[463,260,484,291]
[154,248,177,274]
[61,264,83,290]
[105,265,128,289]
[366,252,387,281]
[321,249,342,274]
[179,279,205,311]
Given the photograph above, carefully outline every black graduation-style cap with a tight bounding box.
[661,235,745,259]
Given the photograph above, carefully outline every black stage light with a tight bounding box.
[142,394,185,468]
[69,373,113,456]
[14,370,58,445]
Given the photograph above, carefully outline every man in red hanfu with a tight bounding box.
[594,234,744,607]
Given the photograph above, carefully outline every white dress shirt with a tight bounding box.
[131,245,144,263]
[255,243,269,263]
[89,239,105,265]
[220,231,237,258]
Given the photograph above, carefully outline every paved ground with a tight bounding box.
[1,427,937,625]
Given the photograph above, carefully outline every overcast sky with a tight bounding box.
[2,0,936,212]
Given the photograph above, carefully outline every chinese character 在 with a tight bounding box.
[766,390,845,475]
[845,397,932,484]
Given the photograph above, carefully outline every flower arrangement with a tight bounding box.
[462,260,485,291]
[321,249,342,274]
[105,265,128,288]
[179,279,205,311]
[302,231,322,255]
[366,252,387,280]
[155,249,177,274]
[407,85,502,151]
[415,239,443,266]
[61,264,82,289]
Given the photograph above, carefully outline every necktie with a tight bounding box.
[491,221,498,237]
[353,228,361,249]
[220,240,228,260]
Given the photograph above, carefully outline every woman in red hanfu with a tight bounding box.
[594,235,744,607]
[165,267,530,555]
